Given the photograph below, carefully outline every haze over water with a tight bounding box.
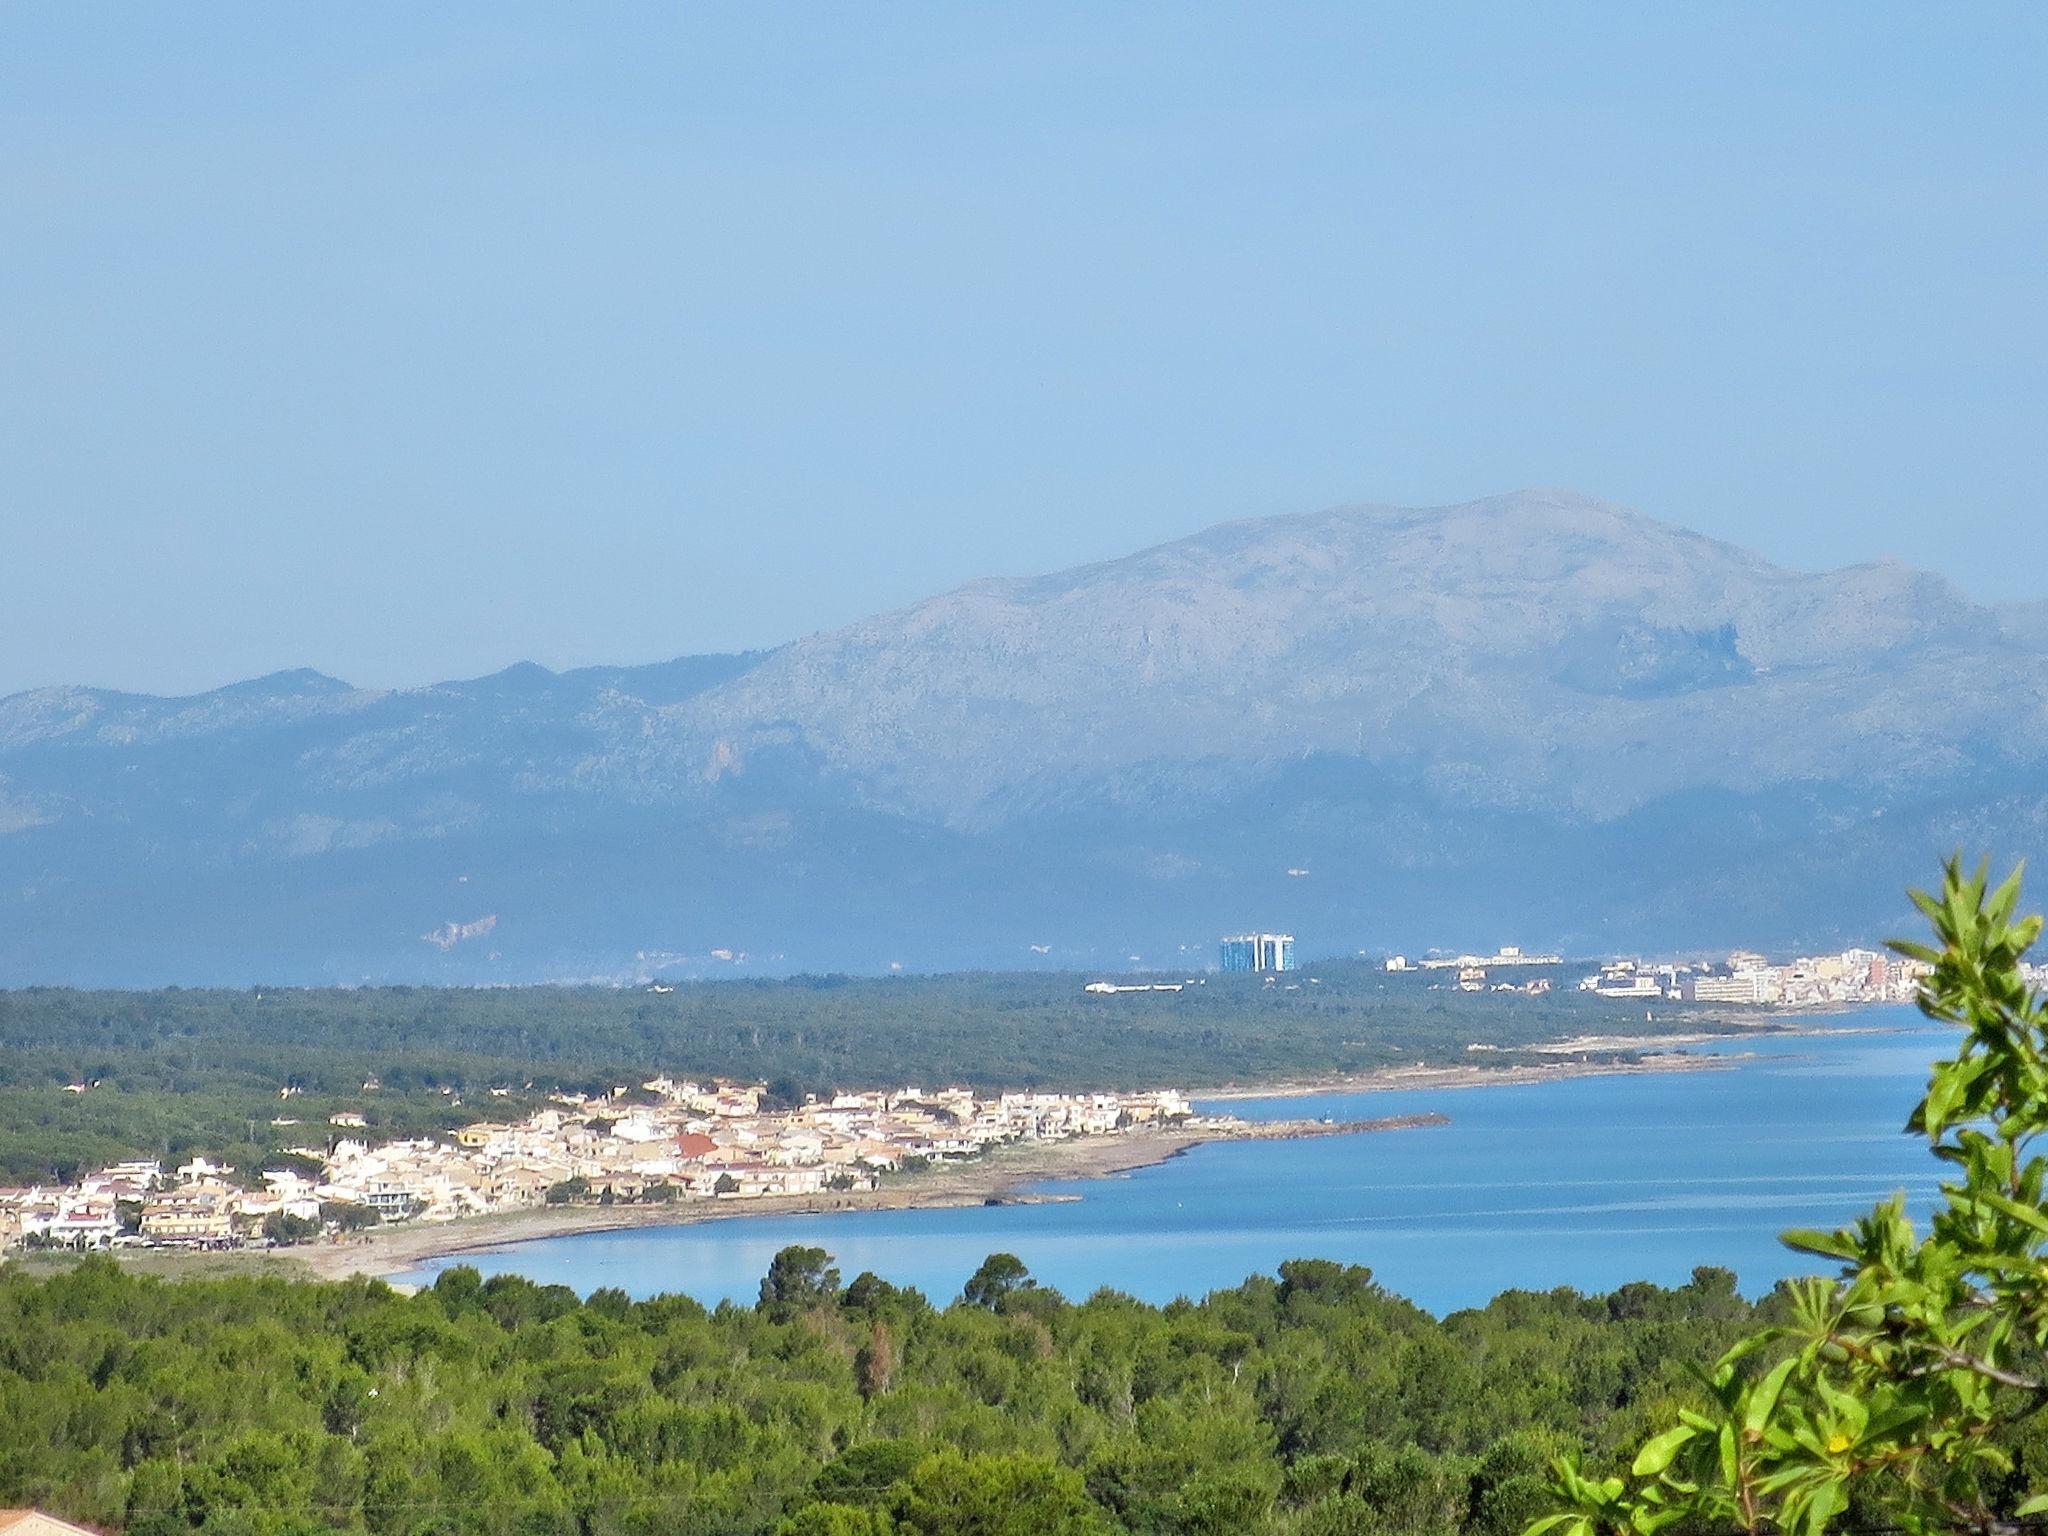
[399,1009,1948,1314]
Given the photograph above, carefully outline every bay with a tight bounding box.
[393,1007,1950,1314]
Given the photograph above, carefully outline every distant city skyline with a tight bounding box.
[3,4,2044,697]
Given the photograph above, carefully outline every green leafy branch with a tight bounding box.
[1529,856,2048,1536]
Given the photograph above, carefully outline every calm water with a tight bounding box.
[394,1008,1951,1314]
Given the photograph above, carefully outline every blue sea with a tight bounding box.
[392,1008,1951,1314]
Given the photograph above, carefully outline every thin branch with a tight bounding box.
[1900,1344,2048,1394]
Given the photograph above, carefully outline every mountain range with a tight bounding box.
[5,489,2045,985]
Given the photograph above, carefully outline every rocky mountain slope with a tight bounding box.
[4,490,2044,984]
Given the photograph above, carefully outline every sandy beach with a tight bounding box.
[1197,1045,1740,1102]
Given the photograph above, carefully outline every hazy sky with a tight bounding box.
[3,5,2043,697]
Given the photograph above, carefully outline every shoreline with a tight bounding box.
[8,1034,1857,1289]
[1206,1015,1898,1102]
[294,1112,1445,1282]
[1198,1045,1740,1102]
[295,1046,1749,1284]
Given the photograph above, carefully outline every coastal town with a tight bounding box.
[1195,930,1992,1010]
[0,940,2011,1261]
[1573,947,1953,1007]
[1383,943,2032,1009]
[0,1080,1201,1255]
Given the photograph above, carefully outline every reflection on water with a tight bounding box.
[394,1009,1951,1314]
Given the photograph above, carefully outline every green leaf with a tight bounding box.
[1743,1357,1798,1436]
[1781,1228,1858,1261]
[1975,1190,2048,1233]
[1801,1478,1847,1536]
[1631,1425,1697,1478]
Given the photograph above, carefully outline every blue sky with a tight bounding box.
[3,5,2043,696]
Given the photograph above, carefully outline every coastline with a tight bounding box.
[294,1112,1443,1283]
[1198,1045,1740,1102]
[294,1046,1746,1285]
[3,1040,1812,1290]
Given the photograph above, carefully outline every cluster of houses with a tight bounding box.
[1578,947,1963,1006]
[0,1154,317,1252]
[0,1079,1196,1252]
[1383,942,2025,1009]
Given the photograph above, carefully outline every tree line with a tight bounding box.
[1,1248,1772,1536]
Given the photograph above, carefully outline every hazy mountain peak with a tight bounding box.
[670,490,2014,823]
[213,667,358,699]
[1,490,2041,984]
[1164,487,1747,565]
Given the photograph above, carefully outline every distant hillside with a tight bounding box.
[2001,599,2048,651]
[3,490,2044,984]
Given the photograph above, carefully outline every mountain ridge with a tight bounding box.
[2,489,2042,985]
[644,490,2025,823]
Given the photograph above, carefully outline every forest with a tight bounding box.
[0,1249,1806,1536]
[0,971,1717,1183]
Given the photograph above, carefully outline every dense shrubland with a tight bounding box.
[0,1251,1766,1536]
